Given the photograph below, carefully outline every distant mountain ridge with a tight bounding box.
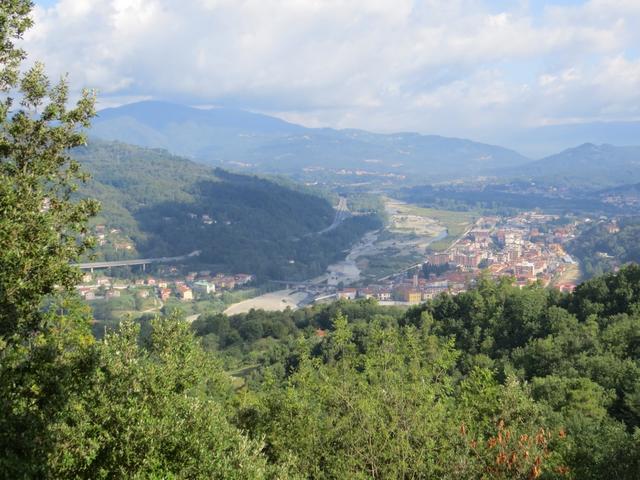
[513,143,640,189]
[493,121,640,158]
[97,101,302,135]
[91,101,640,189]
[91,101,531,181]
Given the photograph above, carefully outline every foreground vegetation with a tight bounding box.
[2,3,640,478]
[185,268,640,479]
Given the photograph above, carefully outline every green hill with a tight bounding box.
[74,140,380,280]
[512,143,640,189]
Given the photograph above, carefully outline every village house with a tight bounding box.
[177,286,193,301]
[427,252,451,266]
[365,288,393,301]
[234,274,254,285]
[394,287,422,304]
[515,262,536,279]
[193,280,215,295]
[337,288,357,300]
[214,275,236,290]
[356,287,375,299]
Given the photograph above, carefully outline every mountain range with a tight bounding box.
[513,143,640,189]
[91,101,640,189]
[91,101,530,181]
[493,120,640,159]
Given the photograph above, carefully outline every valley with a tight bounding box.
[7,2,640,478]
[72,105,640,334]
[220,197,587,314]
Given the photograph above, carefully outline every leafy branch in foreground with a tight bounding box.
[1,28,98,337]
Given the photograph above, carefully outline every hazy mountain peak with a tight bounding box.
[97,100,302,133]
[515,143,640,189]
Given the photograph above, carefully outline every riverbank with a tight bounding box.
[223,289,308,315]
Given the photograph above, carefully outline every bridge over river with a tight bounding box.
[73,250,201,272]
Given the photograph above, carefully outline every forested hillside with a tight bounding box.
[189,266,640,479]
[74,140,381,280]
[512,143,640,189]
[569,217,640,278]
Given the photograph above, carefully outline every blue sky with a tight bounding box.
[24,0,640,144]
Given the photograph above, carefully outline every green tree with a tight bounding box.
[0,4,270,478]
[239,315,568,479]
[46,318,269,479]
[0,1,99,473]
[1,1,98,337]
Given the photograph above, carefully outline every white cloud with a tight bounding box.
[22,0,640,138]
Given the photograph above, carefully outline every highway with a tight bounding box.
[73,250,201,271]
[316,196,349,235]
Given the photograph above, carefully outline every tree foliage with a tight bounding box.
[0,4,268,477]
[570,217,640,278]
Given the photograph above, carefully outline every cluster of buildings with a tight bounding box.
[92,224,135,253]
[76,270,254,303]
[335,211,582,305]
[336,272,470,305]
[424,212,580,289]
[601,189,640,209]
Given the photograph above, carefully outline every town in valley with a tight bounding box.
[77,201,613,321]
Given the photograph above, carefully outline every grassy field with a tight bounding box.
[396,204,478,252]
[357,253,424,281]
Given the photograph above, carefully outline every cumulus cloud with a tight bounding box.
[22,0,640,138]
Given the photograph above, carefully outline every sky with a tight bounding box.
[26,0,640,144]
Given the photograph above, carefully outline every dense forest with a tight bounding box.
[569,217,640,278]
[180,267,640,478]
[10,263,640,477]
[74,140,381,280]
